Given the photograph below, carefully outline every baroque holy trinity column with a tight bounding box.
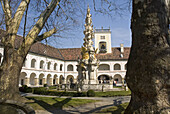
[77,6,99,91]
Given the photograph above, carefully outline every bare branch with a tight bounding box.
[35,28,58,43]
[0,1,5,13]
[2,0,12,30]
[19,0,60,54]
[11,0,30,33]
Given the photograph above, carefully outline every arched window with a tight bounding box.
[125,64,127,70]
[99,42,107,53]
[47,62,51,70]
[54,63,57,70]
[31,59,36,68]
[0,53,2,64]
[98,64,110,70]
[40,60,44,69]
[114,64,121,70]
[60,64,63,71]
[67,64,73,71]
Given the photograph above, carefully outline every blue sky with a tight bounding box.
[0,1,132,48]
[51,5,132,48]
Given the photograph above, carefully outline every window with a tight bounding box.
[67,64,73,71]
[31,59,36,68]
[98,64,110,70]
[114,64,121,70]
[54,63,57,70]
[60,64,63,71]
[40,60,44,69]
[99,42,107,53]
[21,79,24,85]
[53,79,56,85]
[39,79,43,85]
[47,62,51,70]
[100,36,105,39]
[0,53,2,64]
[125,64,127,70]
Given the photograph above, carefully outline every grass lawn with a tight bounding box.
[95,102,129,114]
[95,91,131,97]
[26,96,98,110]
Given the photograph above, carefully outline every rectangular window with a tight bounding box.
[100,36,105,39]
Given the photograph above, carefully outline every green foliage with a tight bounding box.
[33,88,86,97]
[19,85,32,93]
[87,90,95,97]
[49,86,56,89]
[43,84,48,87]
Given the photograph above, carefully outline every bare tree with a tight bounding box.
[125,0,170,113]
[0,0,130,104]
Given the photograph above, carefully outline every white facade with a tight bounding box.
[0,46,128,87]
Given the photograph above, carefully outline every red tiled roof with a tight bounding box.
[0,28,131,61]
[59,48,130,61]
[96,48,130,60]
[58,48,82,61]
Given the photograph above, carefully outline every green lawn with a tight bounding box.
[95,91,131,97]
[94,102,129,114]
[26,97,98,110]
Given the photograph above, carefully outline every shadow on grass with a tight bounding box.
[90,98,127,114]
[26,97,72,113]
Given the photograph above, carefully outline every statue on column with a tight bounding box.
[77,6,99,91]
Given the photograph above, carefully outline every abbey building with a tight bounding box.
[0,7,130,89]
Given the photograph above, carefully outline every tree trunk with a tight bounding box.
[0,47,26,101]
[125,0,170,113]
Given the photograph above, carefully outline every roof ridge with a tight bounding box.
[57,48,65,60]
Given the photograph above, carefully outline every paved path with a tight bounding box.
[21,93,131,114]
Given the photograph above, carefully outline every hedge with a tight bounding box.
[33,88,86,97]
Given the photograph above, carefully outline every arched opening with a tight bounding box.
[60,64,63,71]
[31,59,36,68]
[47,74,52,86]
[67,64,73,71]
[47,62,51,70]
[98,64,110,70]
[40,60,44,69]
[66,75,74,84]
[59,75,64,84]
[0,53,2,64]
[98,75,110,84]
[30,73,36,85]
[113,74,122,84]
[19,72,27,86]
[99,42,107,53]
[39,73,45,85]
[125,64,127,70]
[114,64,121,70]
[54,63,57,70]
[66,75,74,89]
[53,75,58,85]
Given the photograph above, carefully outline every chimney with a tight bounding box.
[120,44,124,58]
[120,43,124,53]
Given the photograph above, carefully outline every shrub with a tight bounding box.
[87,90,95,97]
[44,84,48,87]
[49,86,56,89]
[19,85,32,93]
[32,87,87,97]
